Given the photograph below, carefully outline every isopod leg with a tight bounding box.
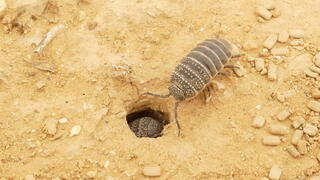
[174,101,181,136]
[224,65,239,69]
[202,85,213,103]
[217,71,230,76]
[231,53,245,58]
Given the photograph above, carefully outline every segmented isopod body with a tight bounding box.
[143,38,242,136]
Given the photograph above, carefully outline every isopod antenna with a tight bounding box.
[174,101,181,136]
[142,92,171,98]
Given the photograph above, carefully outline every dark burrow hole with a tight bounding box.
[126,108,169,138]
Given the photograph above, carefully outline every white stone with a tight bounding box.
[252,116,265,128]
[256,6,272,20]
[278,31,289,43]
[70,125,81,136]
[58,117,69,124]
[269,165,282,180]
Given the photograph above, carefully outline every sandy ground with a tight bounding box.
[0,0,320,179]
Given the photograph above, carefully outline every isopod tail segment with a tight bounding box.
[142,92,182,136]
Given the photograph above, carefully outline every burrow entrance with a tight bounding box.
[126,108,169,138]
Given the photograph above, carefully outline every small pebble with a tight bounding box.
[291,130,303,145]
[36,81,46,89]
[305,69,319,79]
[271,8,281,18]
[264,34,278,49]
[310,65,320,74]
[292,117,305,129]
[296,140,308,155]
[86,170,97,178]
[278,31,289,43]
[286,145,300,158]
[262,136,281,146]
[307,100,320,112]
[268,62,277,81]
[44,119,58,135]
[255,6,272,20]
[25,175,35,180]
[310,176,320,180]
[143,165,161,177]
[303,123,318,136]
[311,88,320,99]
[269,125,289,135]
[255,58,265,72]
[289,29,305,38]
[70,125,81,136]
[277,109,292,121]
[104,160,110,169]
[314,53,320,67]
[233,61,246,77]
[260,48,270,57]
[269,165,282,180]
[252,116,266,128]
[317,152,320,162]
[271,47,289,56]
[0,0,6,13]
[58,117,69,124]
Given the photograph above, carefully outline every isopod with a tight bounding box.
[143,38,243,136]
